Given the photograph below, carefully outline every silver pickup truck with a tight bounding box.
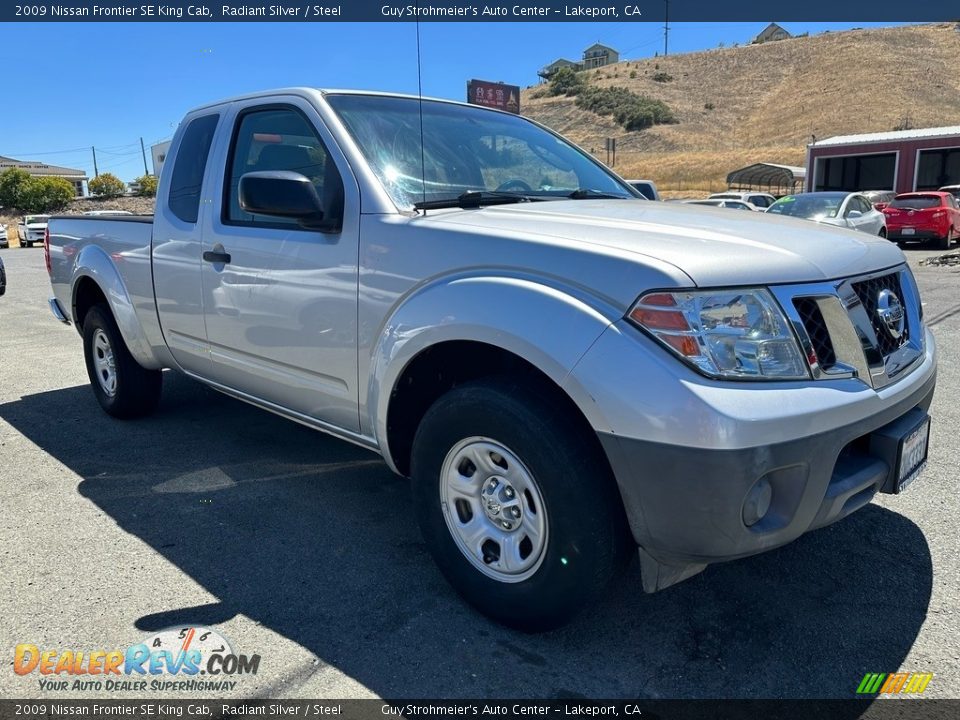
[46,88,936,631]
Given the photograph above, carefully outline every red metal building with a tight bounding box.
[806,126,960,195]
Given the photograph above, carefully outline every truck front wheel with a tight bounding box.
[82,304,162,418]
[411,377,629,631]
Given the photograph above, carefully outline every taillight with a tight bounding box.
[44,227,51,274]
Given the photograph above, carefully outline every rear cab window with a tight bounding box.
[168,114,220,224]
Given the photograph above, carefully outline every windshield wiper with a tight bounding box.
[413,191,543,210]
[567,188,630,200]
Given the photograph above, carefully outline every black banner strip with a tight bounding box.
[2,1,960,23]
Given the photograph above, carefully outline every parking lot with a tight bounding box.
[1,243,958,700]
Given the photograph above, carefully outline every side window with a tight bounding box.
[168,114,219,224]
[858,197,872,213]
[225,107,340,227]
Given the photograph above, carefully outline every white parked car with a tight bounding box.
[766,192,887,237]
[626,179,660,201]
[0,224,8,249]
[17,215,50,248]
[709,191,777,209]
[685,199,760,211]
[937,185,960,202]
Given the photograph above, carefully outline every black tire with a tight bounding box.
[879,228,887,239]
[82,304,162,418]
[22,241,31,248]
[938,230,951,250]
[411,377,631,632]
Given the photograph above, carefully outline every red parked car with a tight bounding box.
[882,191,960,249]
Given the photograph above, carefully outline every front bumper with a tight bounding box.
[566,320,937,590]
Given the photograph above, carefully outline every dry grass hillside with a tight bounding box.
[522,23,960,193]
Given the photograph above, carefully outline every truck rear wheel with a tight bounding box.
[411,377,629,631]
[82,304,162,419]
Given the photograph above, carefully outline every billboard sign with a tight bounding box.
[467,79,521,114]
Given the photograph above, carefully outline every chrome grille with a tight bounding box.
[772,266,924,389]
[793,297,836,370]
[851,272,909,356]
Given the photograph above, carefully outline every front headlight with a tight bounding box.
[628,288,810,380]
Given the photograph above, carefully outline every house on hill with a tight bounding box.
[581,43,619,69]
[538,43,620,79]
[0,155,88,196]
[538,58,581,79]
[753,23,792,44]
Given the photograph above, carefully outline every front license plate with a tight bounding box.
[902,228,916,235]
[897,418,930,492]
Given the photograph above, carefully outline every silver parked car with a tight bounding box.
[766,192,888,237]
[0,224,8,249]
[626,179,660,201]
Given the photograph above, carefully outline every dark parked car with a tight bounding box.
[0,256,6,296]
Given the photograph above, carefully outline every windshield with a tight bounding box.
[25,215,49,224]
[766,194,845,219]
[326,94,635,208]
[889,196,942,210]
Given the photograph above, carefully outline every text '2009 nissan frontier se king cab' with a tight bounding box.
[46,88,936,631]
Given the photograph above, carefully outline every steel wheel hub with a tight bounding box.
[440,437,548,583]
[92,328,117,397]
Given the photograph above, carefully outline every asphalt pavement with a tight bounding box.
[1,243,958,700]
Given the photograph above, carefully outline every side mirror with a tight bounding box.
[239,171,339,231]
[847,210,863,220]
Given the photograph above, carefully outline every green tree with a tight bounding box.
[134,174,158,197]
[0,168,32,209]
[20,177,75,213]
[0,169,74,212]
[88,173,126,198]
[548,67,585,96]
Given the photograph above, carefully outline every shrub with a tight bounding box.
[548,67,585,96]
[0,169,74,213]
[704,102,715,111]
[21,177,75,213]
[88,173,126,198]
[134,174,158,197]
[652,71,674,83]
[0,168,32,209]
[575,86,677,131]
[629,70,637,79]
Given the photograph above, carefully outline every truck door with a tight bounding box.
[199,100,360,432]
[152,112,221,375]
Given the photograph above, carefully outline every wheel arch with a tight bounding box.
[70,245,160,369]
[367,274,622,475]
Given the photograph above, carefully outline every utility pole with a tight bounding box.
[91,146,99,178]
[664,1,670,56]
[140,137,149,176]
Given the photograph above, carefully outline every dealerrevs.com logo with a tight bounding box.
[13,626,260,692]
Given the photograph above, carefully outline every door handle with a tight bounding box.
[203,250,231,264]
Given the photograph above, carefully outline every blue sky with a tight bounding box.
[0,21,904,182]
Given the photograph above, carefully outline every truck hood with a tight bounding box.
[430,200,904,286]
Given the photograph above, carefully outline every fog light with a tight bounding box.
[742,478,772,527]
